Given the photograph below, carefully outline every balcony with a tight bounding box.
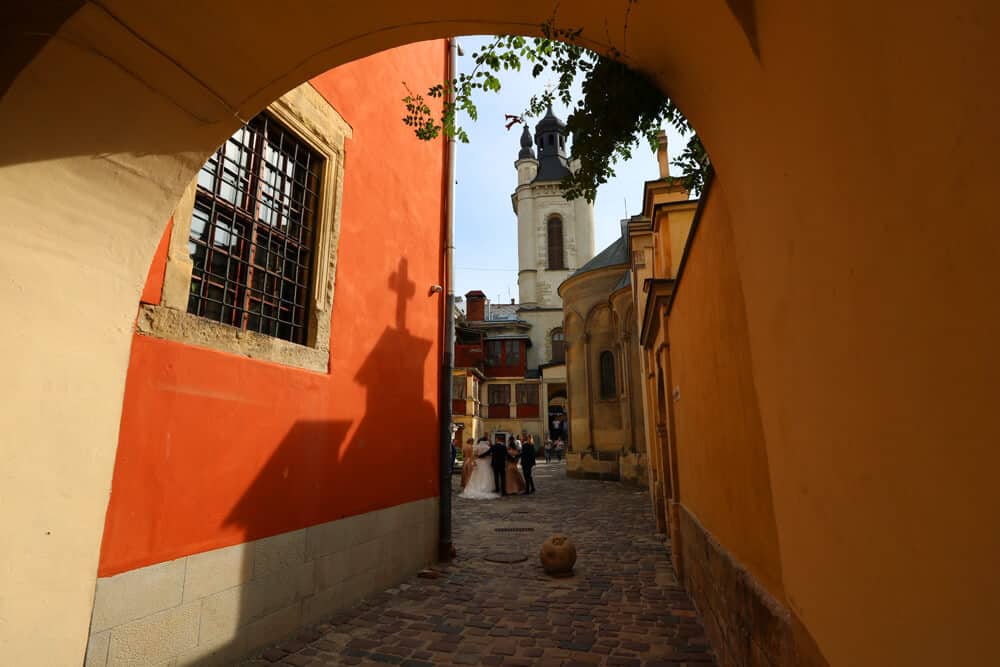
[455,343,484,368]
[452,399,467,415]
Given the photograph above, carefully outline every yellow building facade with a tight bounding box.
[3,2,1000,665]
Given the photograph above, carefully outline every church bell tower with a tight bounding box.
[511,108,595,310]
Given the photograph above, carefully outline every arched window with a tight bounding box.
[599,350,617,399]
[551,328,566,363]
[547,216,565,269]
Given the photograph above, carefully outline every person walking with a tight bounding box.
[521,434,537,494]
[544,438,553,464]
[554,437,564,461]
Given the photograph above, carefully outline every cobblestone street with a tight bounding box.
[243,463,715,666]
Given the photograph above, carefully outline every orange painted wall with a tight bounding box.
[667,182,785,599]
[98,41,448,577]
[139,218,172,305]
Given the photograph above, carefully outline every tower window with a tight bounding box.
[547,217,565,270]
[599,350,617,399]
[551,328,566,363]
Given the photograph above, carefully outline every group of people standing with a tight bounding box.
[459,433,541,499]
[542,436,566,464]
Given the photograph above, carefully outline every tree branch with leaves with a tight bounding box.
[402,16,709,201]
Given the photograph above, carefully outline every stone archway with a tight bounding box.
[2,2,1000,664]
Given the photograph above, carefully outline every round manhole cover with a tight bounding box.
[484,552,528,563]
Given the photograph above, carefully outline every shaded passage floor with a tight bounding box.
[243,463,715,666]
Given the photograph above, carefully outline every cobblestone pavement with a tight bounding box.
[242,463,716,666]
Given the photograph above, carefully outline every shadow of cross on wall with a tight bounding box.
[216,257,437,660]
[350,256,436,458]
[388,256,416,331]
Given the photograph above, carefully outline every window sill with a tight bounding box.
[136,304,329,373]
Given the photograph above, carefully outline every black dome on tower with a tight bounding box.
[518,124,535,159]
[532,107,571,182]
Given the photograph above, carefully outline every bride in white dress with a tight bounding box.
[459,440,499,499]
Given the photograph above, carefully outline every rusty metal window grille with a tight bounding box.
[187,113,322,345]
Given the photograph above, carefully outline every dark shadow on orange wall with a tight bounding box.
[194,257,437,664]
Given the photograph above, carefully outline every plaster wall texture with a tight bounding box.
[668,181,786,601]
[2,1,1000,664]
[561,266,640,455]
[610,286,644,451]
[519,308,563,369]
[618,451,649,486]
[99,42,448,581]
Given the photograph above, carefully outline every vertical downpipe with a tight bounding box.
[438,36,458,561]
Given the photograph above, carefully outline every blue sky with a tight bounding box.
[452,35,689,304]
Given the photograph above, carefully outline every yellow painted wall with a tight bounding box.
[2,1,1000,663]
[668,182,786,600]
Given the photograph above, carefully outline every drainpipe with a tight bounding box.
[438,36,458,562]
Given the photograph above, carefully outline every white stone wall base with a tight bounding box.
[85,498,439,666]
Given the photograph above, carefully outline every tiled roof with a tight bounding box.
[574,235,628,276]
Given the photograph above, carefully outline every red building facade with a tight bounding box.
[86,42,450,664]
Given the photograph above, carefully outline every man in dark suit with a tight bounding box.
[490,435,508,495]
[521,435,537,494]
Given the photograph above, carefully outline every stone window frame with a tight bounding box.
[137,83,351,373]
[547,215,566,270]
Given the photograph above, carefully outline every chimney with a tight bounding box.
[656,130,670,179]
[465,290,486,321]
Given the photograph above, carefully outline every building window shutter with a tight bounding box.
[547,217,565,270]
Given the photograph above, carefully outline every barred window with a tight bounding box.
[188,113,322,344]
